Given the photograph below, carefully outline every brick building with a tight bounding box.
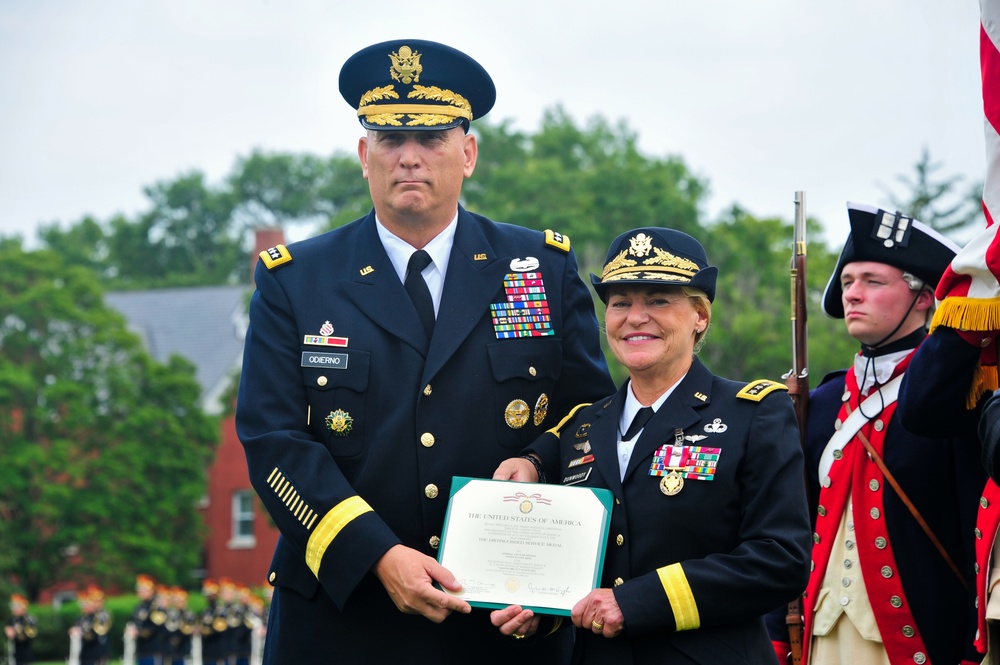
[104,229,285,588]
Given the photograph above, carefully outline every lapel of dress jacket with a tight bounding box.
[589,388,628,497]
[423,207,511,382]
[622,357,713,483]
[339,213,430,355]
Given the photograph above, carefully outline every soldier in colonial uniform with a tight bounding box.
[493,227,812,664]
[235,38,613,663]
[4,594,37,664]
[766,203,983,664]
[72,585,112,665]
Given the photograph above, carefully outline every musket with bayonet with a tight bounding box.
[782,191,809,665]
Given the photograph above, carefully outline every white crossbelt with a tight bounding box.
[817,375,903,480]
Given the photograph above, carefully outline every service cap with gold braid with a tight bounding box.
[339,39,496,131]
[591,227,718,303]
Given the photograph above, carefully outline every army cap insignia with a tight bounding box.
[389,45,423,84]
[591,227,718,304]
[340,39,496,130]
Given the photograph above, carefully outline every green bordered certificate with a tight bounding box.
[437,477,614,616]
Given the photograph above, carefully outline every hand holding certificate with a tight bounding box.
[437,477,613,615]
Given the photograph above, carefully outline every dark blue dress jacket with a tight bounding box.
[236,207,614,664]
[530,358,811,665]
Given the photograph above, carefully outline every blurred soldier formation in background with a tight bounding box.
[4,595,37,665]
[1,574,270,665]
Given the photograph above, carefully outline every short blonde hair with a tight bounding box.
[681,287,712,350]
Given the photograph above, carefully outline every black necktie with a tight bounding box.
[404,250,435,339]
[621,406,654,441]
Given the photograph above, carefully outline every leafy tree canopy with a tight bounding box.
[10,110,976,412]
[880,146,985,238]
[0,245,218,600]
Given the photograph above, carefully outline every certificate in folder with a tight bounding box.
[437,477,614,615]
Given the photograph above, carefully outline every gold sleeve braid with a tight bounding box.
[656,563,700,631]
[305,495,374,577]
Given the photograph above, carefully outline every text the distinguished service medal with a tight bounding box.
[437,477,613,615]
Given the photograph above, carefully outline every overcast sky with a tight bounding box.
[0,0,988,250]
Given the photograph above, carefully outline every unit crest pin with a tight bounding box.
[325,409,353,436]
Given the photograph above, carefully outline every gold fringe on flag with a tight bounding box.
[969,363,999,409]
[930,296,1000,335]
[929,296,1000,407]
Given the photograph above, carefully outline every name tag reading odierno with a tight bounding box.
[301,352,349,369]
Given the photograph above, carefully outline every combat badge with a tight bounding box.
[533,393,549,426]
[505,399,530,429]
[325,409,354,437]
[510,256,540,272]
[704,418,728,434]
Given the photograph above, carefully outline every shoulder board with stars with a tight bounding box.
[736,379,788,402]
[544,229,571,253]
[259,245,292,270]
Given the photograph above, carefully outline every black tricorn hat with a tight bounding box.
[339,39,496,131]
[591,227,718,303]
[822,202,960,318]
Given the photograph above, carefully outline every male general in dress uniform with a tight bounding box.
[766,203,983,664]
[235,39,614,664]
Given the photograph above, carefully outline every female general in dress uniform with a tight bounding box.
[493,227,812,664]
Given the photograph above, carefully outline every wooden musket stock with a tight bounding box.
[782,191,809,665]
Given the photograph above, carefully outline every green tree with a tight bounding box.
[881,146,984,236]
[466,107,707,271]
[230,150,371,231]
[35,151,373,290]
[0,243,218,600]
[699,206,856,384]
[110,172,245,288]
